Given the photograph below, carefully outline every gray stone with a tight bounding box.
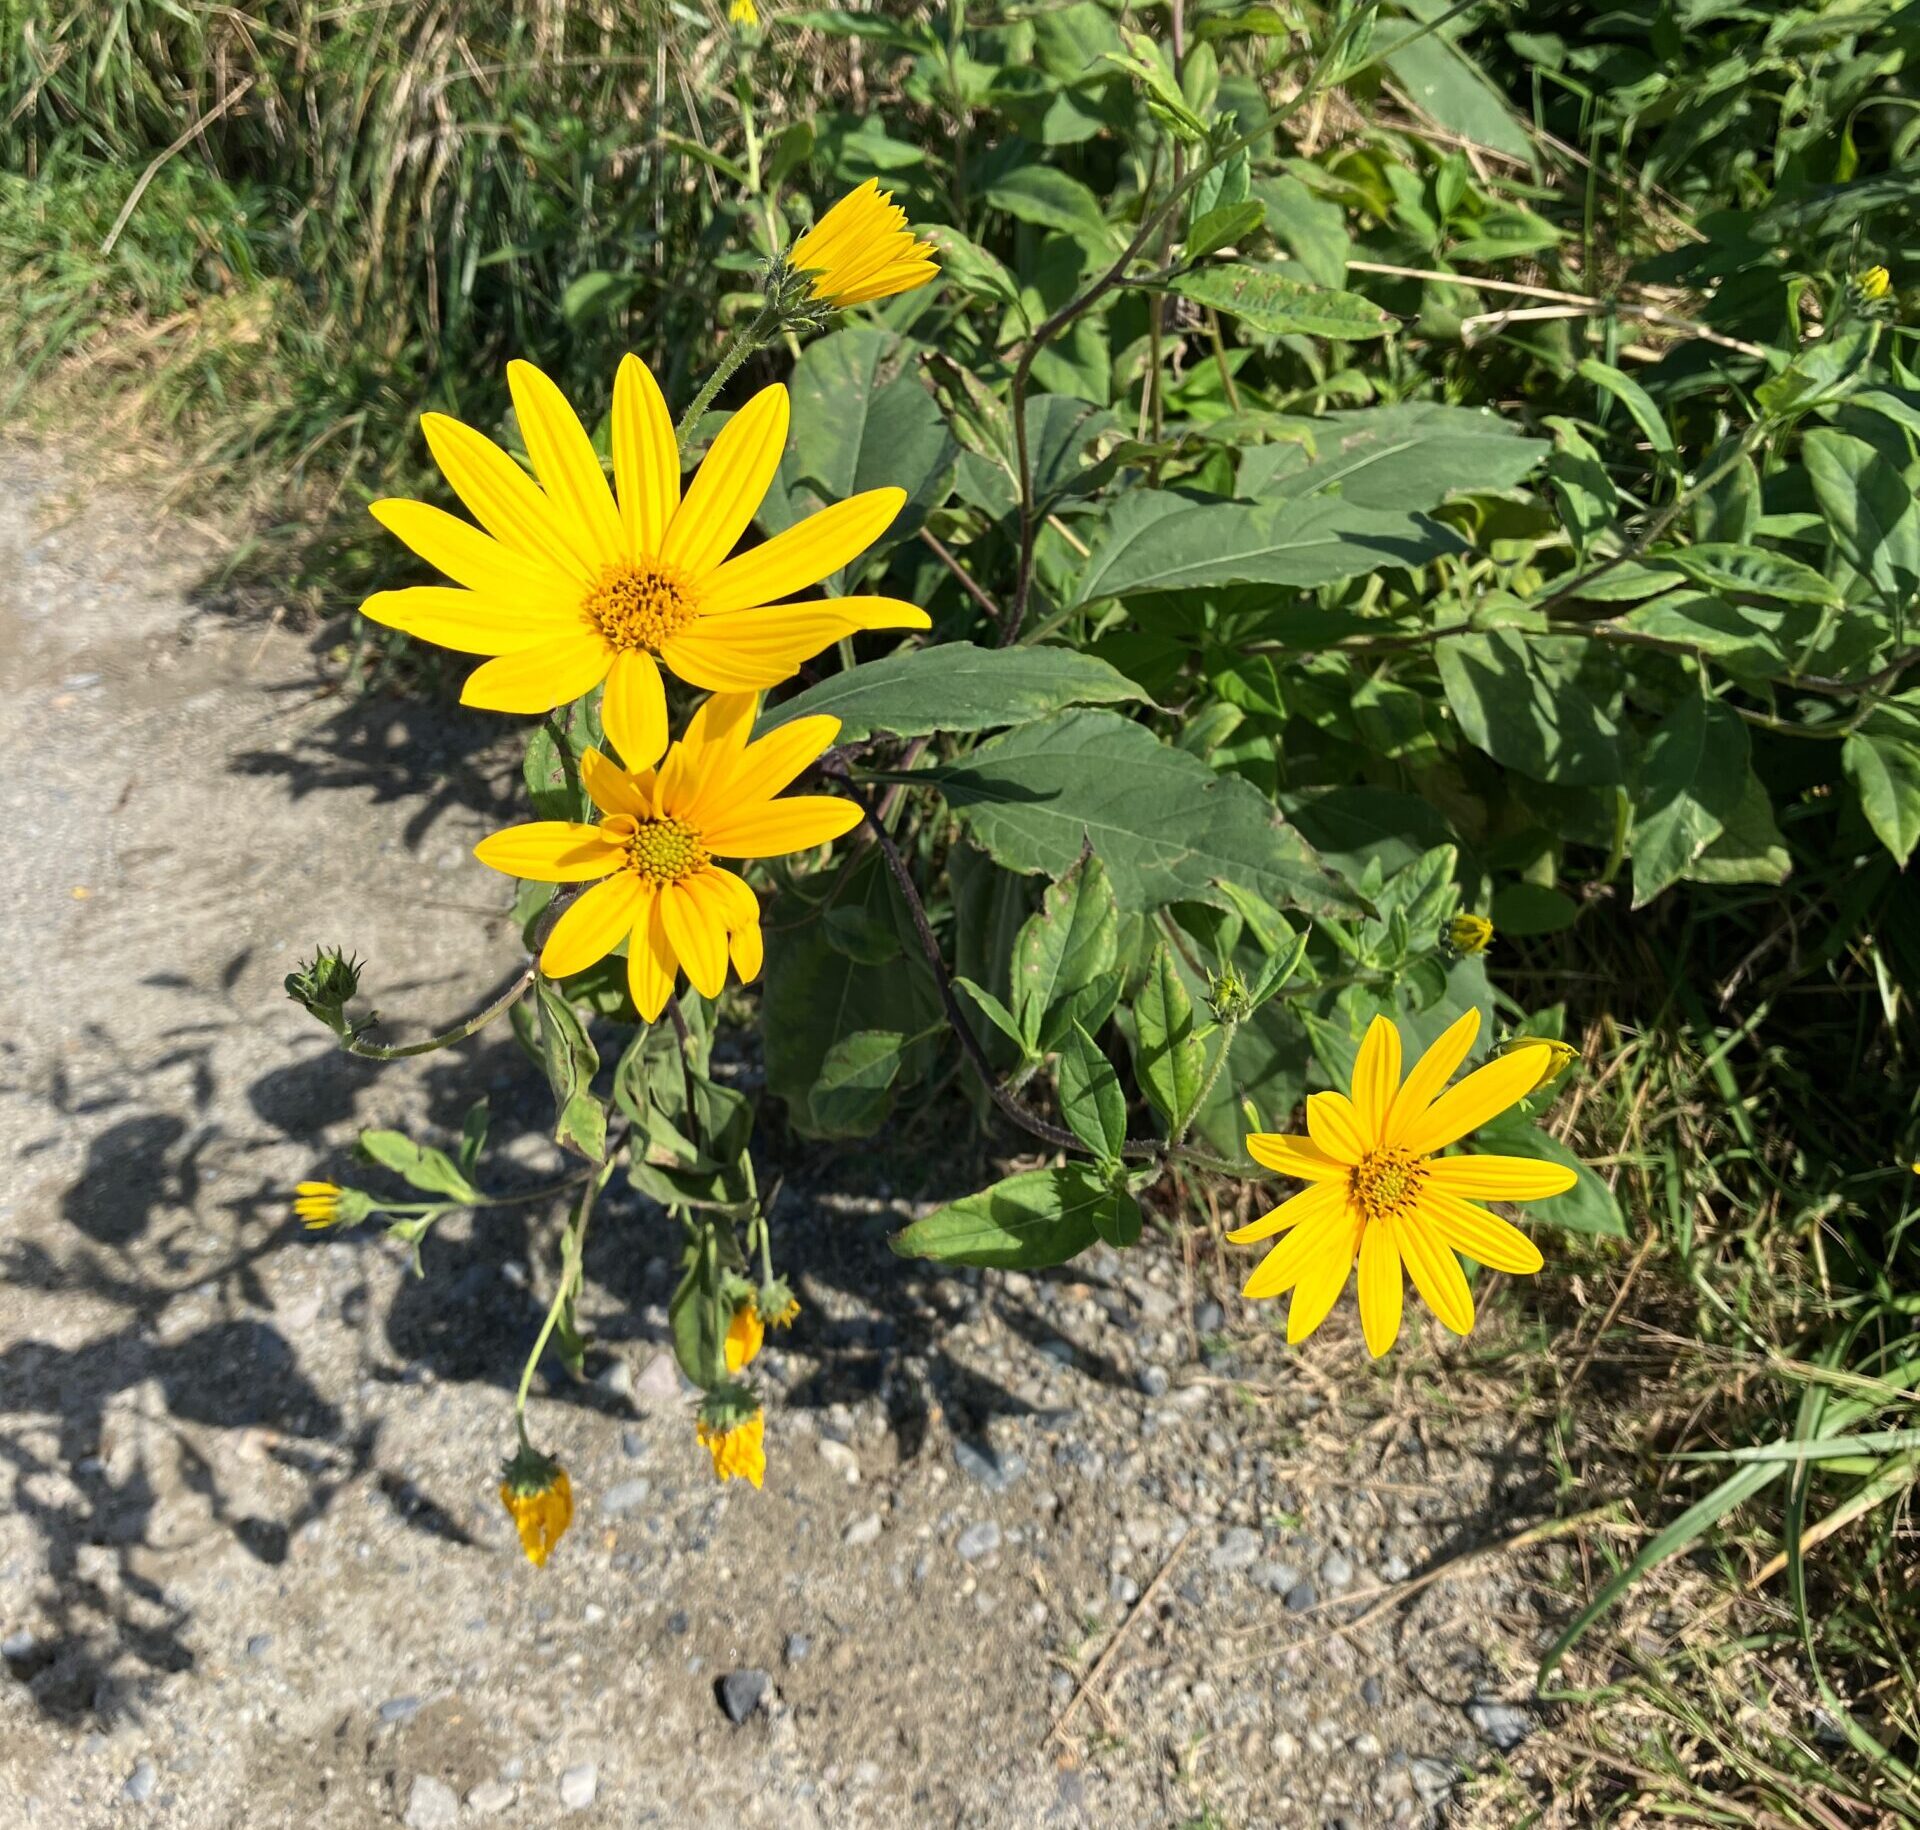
[1284,1580,1318,1612]
[783,1633,811,1665]
[953,1437,1026,1492]
[1381,1553,1413,1582]
[1320,1550,1355,1592]
[1361,1675,1385,1708]
[1109,1572,1140,1605]
[402,1774,458,1830]
[1467,1697,1533,1751]
[600,1477,652,1517]
[558,1762,598,1809]
[634,1352,683,1405]
[380,1695,423,1724]
[1210,1526,1261,1572]
[1409,1758,1454,1807]
[718,1669,771,1724]
[817,1439,861,1484]
[955,1520,1002,1562]
[465,1779,514,1815]
[244,1633,272,1660]
[122,1759,157,1805]
[1252,1560,1301,1596]
[1137,1365,1171,1399]
[594,1358,635,1400]
[619,1429,647,1460]
[1193,1299,1225,1334]
[1,1629,34,1661]
[843,1512,882,1547]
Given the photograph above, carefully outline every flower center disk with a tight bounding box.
[584,560,696,653]
[616,814,708,883]
[1351,1147,1426,1223]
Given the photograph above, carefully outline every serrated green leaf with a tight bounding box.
[890,1165,1110,1268]
[1631,698,1752,908]
[357,1130,479,1202]
[1843,730,1920,865]
[809,1030,910,1136]
[533,979,605,1161]
[1170,264,1393,340]
[1013,850,1120,1052]
[1437,630,1624,787]
[1058,1021,1127,1160]
[1654,543,1843,606]
[983,165,1118,249]
[1804,428,1920,609]
[1184,200,1266,263]
[1133,942,1206,1132]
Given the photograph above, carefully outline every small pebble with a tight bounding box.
[1253,1560,1301,1596]
[1137,1366,1171,1399]
[1210,1526,1261,1572]
[1,1630,35,1661]
[619,1429,647,1460]
[380,1695,423,1724]
[244,1634,272,1660]
[600,1477,652,1518]
[953,1438,1026,1492]
[466,1779,514,1815]
[955,1521,1002,1562]
[1320,1551,1355,1592]
[718,1669,771,1724]
[122,1759,157,1805]
[1361,1675,1385,1708]
[558,1762,598,1809]
[843,1513,882,1547]
[402,1774,458,1830]
[1467,1697,1533,1751]
[1284,1580,1318,1612]
[783,1633,811,1666]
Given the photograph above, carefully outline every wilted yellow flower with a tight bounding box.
[791,179,940,308]
[1860,265,1892,301]
[728,0,759,23]
[294,1181,343,1228]
[1236,1010,1575,1356]
[698,1409,766,1488]
[725,1302,765,1372]
[1494,1035,1578,1094]
[473,690,859,1019]
[764,1291,801,1328]
[361,356,928,764]
[1446,913,1494,956]
[499,1448,573,1567]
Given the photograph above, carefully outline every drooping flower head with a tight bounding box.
[474,689,859,1020]
[724,1301,765,1373]
[499,1444,573,1567]
[293,1180,372,1230]
[1236,1010,1575,1356]
[790,179,940,308]
[361,356,928,767]
[697,1388,766,1488]
[1445,913,1494,957]
[1494,1034,1578,1095]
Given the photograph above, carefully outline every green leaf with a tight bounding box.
[1619,590,1817,679]
[1375,21,1537,163]
[1184,200,1265,263]
[1133,942,1206,1132]
[927,708,1362,918]
[1543,415,1617,556]
[1012,850,1120,1052]
[1489,883,1579,937]
[920,224,1022,310]
[808,1030,910,1137]
[669,1224,729,1388]
[1437,631,1625,787]
[523,698,602,821]
[1249,173,1349,288]
[1843,731,1920,865]
[1092,1186,1143,1249]
[456,1099,490,1178]
[1475,1115,1627,1239]
[955,976,1027,1053]
[983,165,1118,250]
[1253,402,1549,513]
[533,979,605,1161]
[1631,698,1752,908]
[1577,357,1675,464]
[1058,1021,1127,1160]
[1804,428,1920,609]
[1170,265,1393,340]
[759,642,1143,741]
[890,1164,1111,1268]
[1653,543,1843,606]
[1073,490,1464,602]
[357,1130,478,1202]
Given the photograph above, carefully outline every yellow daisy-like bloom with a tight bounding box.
[499,1465,573,1567]
[724,1302,765,1372]
[1445,913,1494,956]
[294,1181,341,1228]
[790,179,940,308]
[360,355,929,767]
[1860,265,1892,301]
[729,0,758,22]
[698,1410,766,1488]
[1235,1010,1576,1357]
[473,689,858,1019]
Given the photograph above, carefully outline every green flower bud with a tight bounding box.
[285,946,364,1035]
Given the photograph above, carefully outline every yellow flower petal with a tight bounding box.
[359,587,565,657]
[701,794,863,859]
[1245,1132,1347,1183]
[1423,1153,1579,1202]
[421,412,597,581]
[1399,1046,1554,1159]
[1420,1190,1545,1275]
[1304,1090,1370,1164]
[540,872,646,978]
[662,384,789,576]
[1242,1196,1353,1301]
[791,179,940,307]
[725,1303,765,1372]
[1383,1007,1481,1146]
[474,821,623,883]
[703,865,761,930]
[580,746,651,820]
[1356,1219,1403,1358]
[1393,1208,1475,1336]
[460,633,611,714]
[1286,1208,1363,1345]
[730,919,764,983]
[701,488,906,615]
[1226,1178,1344,1244]
[602,650,669,772]
[625,885,675,1020]
[368,498,581,608]
[683,713,842,827]
[660,879,727,998]
[1349,1015,1402,1142]
[507,359,625,565]
[612,352,680,557]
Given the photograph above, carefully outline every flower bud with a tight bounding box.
[498,1444,573,1567]
[1207,963,1252,1026]
[285,946,364,1035]
[1444,913,1494,957]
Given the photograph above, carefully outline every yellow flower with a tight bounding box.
[1494,1035,1578,1094]
[764,1293,801,1328]
[498,1452,573,1567]
[698,1409,766,1488]
[473,690,858,1019]
[293,1181,342,1228]
[725,1302,765,1372]
[361,356,929,765]
[1445,913,1494,956]
[1860,265,1892,301]
[729,0,759,22]
[1236,1010,1576,1357]
[790,179,940,308]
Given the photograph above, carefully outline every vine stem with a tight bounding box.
[337,965,537,1060]
[513,1157,617,1425]
[674,308,778,452]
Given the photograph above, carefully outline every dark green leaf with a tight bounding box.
[890,1164,1110,1268]
[1058,1021,1127,1160]
[1012,850,1120,1052]
[357,1130,478,1202]
[1843,731,1920,865]
[808,1030,911,1136]
[1170,265,1393,340]
[1133,942,1206,1132]
[1631,698,1752,908]
[1437,631,1624,786]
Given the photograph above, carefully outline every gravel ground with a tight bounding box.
[0,446,1565,1828]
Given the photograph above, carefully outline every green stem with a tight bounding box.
[1173,1015,1239,1152]
[338,966,536,1060]
[675,311,776,453]
[512,1160,615,1425]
